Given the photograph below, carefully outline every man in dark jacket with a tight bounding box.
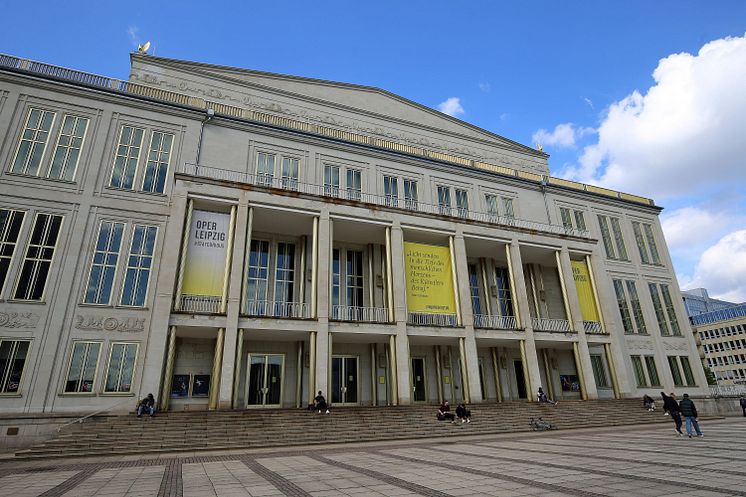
[661,392,683,436]
[679,393,703,438]
[137,393,156,417]
[740,397,746,417]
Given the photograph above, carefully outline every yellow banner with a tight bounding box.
[182,210,230,297]
[404,242,456,314]
[571,260,599,321]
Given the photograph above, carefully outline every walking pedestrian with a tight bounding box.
[740,397,746,417]
[661,392,683,436]
[679,393,703,438]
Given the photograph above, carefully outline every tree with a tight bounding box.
[702,364,717,386]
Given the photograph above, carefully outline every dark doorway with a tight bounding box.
[514,360,527,399]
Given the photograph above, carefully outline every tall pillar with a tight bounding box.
[370,344,378,406]
[573,342,588,400]
[458,337,471,403]
[452,234,483,402]
[296,340,304,408]
[388,335,398,405]
[508,241,542,400]
[389,222,411,404]
[435,345,444,404]
[604,343,621,399]
[385,227,395,322]
[208,328,225,410]
[313,213,332,398]
[159,326,177,411]
[558,248,598,399]
[232,329,244,409]
[491,347,502,402]
[542,349,555,400]
[308,331,317,405]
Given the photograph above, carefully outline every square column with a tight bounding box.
[507,241,542,400]
[557,247,599,400]
[389,222,411,404]
[313,212,332,398]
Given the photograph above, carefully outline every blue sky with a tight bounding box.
[3,1,746,300]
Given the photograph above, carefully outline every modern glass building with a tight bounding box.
[0,52,708,414]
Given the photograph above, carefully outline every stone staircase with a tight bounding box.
[15,399,671,459]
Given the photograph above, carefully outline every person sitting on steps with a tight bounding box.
[136,393,156,417]
[537,387,557,405]
[456,402,472,423]
[643,394,656,411]
[313,390,330,414]
[437,400,456,423]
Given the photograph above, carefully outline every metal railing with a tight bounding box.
[331,305,389,323]
[583,321,604,334]
[178,295,222,314]
[709,384,746,397]
[56,397,136,432]
[244,300,309,319]
[531,317,572,333]
[178,163,590,238]
[474,314,518,330]
[407,312,458,327]
[0,52,656,209]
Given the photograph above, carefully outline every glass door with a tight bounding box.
[246,354,284,407]
[411,357,427,402]
[331,356,359,405]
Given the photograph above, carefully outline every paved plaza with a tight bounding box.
[1,419,745,497]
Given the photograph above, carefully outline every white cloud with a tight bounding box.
[685,229,746,302]
[127,26,139,47]
[583,97,594,110]
[479,82,491,93]
[661,206,727,253]
[563,33,746,200]
[437,97,465,117]
[531,123,594,149]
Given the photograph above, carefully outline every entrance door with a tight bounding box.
[411,357,427,402]
[514,360,527,399]
[246,354,284,407]
[331,356,359,405]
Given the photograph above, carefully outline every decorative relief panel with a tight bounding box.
[626,338,655,351]
[0,312,40,329]
[129,71,547,174]
[663,340,692,352]
[74,315,145,332]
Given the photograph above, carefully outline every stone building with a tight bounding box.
[691,304,746,385]
[0,52,708,415]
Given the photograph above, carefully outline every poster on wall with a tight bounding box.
[192,375,211,397]
[171,374,190,397]
[403,242,456,314]
[560,374,580,392]
[181,210,231,298]
[571,260,599,322]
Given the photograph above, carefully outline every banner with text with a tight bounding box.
[571,260,599,322]
[404,242,456,314]
[182,210,230,297]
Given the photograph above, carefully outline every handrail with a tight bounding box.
[56,397,135,432]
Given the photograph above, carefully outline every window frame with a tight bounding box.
[9,107,57,177]
[12,212,64,302]
[118,224,158,308]
[83,220,125,306]
[0,208,26,297]
[108,125,145,191]
[140,130,174,194]
[403,179,418,210]
[46,114,89,182]
[63,340,102,395]
[0,338,32,395]
[102,342,139,394]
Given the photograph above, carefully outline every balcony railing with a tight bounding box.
[244,300,309,319]
[474,314,518,330]
[331,305,389,323]
[178,295,222,314]
[583,321,604,334]
[532,317,572,333]
[407,312,458,327]
[177,163,591,239]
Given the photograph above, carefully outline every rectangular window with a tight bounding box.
[109,126,144,190]
[346,250,364,307]
[332,249,340,307]
[0,339,30,394]
[48,115,88,181]
[246,240,270,305]
[561,207,586,232]
[256,152,275,187]
[403,179,418,210]
[437,186,452,216]
[494,267,513,317]
[610,217,628,260]
[574,210,587,231]
[631,356,647,387]
[485,194,499,218]
[383,176,398,208]
[84,221,124,305]
[120,225,157,307]
[14,213,63,301]
[274,242,295,303]
[281,157,299,190]
[680,356,696,386]
[643,224,661,264]
[104,342,138,393]
[346,168,362,201]
[668,356,684,387]
[64,341,101,393]
[632,222,650,264]
[324,165,340,197]
[11,108,56,176]
[645,356,661,386]
[659,284,681,336]
[613,279,634,334]
[598,215,616,259]
[0,209,25,293]
[560,207,573,229]
[455,189,469,218]
[590,355,609,388]
[649,283,673,336]
[598,215,628,260]
[502,197,515,219]
[468,264,481,315]
[141,131,173,194]
[626,280,647,334]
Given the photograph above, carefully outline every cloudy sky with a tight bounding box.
[3,1,745,300]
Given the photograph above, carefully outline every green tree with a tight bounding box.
[702,364,717,385]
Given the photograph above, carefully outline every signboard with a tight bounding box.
[181,210,230,297]
[571,260,599,322]
[403,242,456,314]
